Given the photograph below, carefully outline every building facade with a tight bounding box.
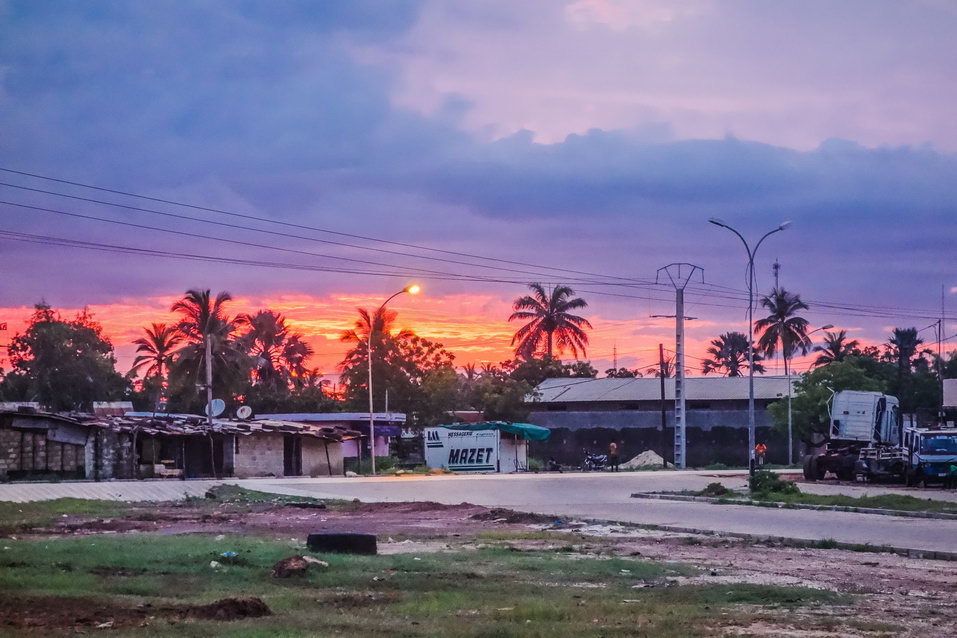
[526,376,796,467]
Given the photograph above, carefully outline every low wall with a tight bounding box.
[528,409,791,467]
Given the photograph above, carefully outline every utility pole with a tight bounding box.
[940,284,945,425]
[612,343,618,371]
[772,260,780,289]
[659,343,667,467]
[654,263,703,469]
[205,334,213,427]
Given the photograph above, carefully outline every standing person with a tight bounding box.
[755,443,767,467]
[608,441,620,472]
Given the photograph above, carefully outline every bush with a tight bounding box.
[527,457,544,472]
[749,470,800,495]
[700,482,729,497]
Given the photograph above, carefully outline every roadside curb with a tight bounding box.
[624,521,957,562]
[545,513,957,562]
[631,492,957,521]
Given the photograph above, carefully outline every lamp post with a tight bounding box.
[367,284,421,475]
[709,218,790,475]
[788,324,833,465]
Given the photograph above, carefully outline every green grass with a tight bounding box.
[664,481,957,516]
[0,533,843,637]
[751,491,957,514]
[0,497,133,533]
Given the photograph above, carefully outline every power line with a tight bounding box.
[1,166,952,323]
[0,167,659,286]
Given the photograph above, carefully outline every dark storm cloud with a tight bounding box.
[0,0,954,331]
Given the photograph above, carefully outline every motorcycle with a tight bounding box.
[580,449,608,472]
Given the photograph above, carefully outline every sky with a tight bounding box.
[0,0,955,378]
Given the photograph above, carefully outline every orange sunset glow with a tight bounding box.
[0,292,869,378]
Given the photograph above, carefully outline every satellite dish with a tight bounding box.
[206,398,226,418]
[236,405,253,420]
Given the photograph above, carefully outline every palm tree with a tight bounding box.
[131,323,182,410]
[509,283,592,359]
[887,327,925,389]
[237,310,314,390]
[755,287,811,377]
[645,356,675,378]
[131,323,182,382]
[168,289,249,404]
[812,330,860,367]
[701,332,766,377]
[339,306,413,402]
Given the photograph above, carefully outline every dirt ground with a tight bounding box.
[6,495,957,637]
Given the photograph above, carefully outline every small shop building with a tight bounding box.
[424,422,551,473]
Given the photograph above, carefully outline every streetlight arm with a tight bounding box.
[711,220,754,262]
[753,226,785,261]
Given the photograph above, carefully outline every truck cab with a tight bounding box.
[903,427,957,486]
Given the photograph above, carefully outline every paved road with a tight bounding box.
[3,471,956,554]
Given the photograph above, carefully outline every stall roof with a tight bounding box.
[438,421,551,441]
[2,410,360,442]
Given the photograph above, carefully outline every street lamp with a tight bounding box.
[367,284,421,475]
[788,324,834,465]
[709,218,790,474]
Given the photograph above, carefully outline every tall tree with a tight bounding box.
[167,289,249,410]
[237,310,314,391]
[886,327,926,414]
[339,307,456,423]
[767,360,884,442]
[812,330,860,367]
[130,323,182,409]
[887,327,924,378]
[509,283,592,359]
[755,287,811,376]
[1,303,129,410]
[131,323,182,382]
[701,332,766,377]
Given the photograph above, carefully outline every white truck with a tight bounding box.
[802,390,900,481]
[803,389,957,486]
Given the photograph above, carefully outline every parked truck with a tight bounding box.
[803,389,957,486]
[802,390,900,481]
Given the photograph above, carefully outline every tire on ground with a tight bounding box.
[307,533,378,555]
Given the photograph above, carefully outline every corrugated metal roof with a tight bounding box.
[530,376,795,403]
[259,412,407,423]
[1,411,360,442]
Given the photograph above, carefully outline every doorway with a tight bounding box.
[283,435,302,476]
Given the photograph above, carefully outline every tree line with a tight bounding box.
[1,283,953,432]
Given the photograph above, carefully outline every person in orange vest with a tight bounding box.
[755,443,767,467]
[608,441,620,472]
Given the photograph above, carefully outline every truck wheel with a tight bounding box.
[905,471,916,487]
[802,455,817,481]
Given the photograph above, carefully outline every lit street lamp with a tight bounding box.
[709,218,790,474]
[367,284,421,475]
[788,324,834,465]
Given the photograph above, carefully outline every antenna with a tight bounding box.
[236,405,253,420]
[206,398,226,418]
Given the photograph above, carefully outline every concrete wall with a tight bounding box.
[232,433,343,478]
[528,409,791,467]
[0,426,84,478]
[85,429,134,480]
[302,437,343,476]
[233,433,284,478]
